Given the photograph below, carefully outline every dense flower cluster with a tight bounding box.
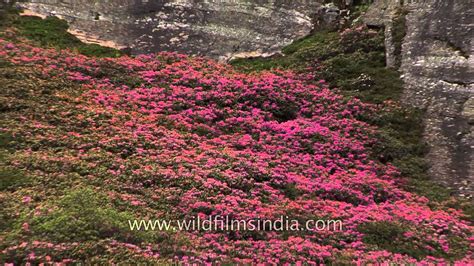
[0,39,472,264]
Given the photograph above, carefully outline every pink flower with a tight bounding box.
[237,134,253,147]
[130,200,142,206]
[0,37,472,264]
[22,222,30,232]
[4,43,15,50]
[28,252,35,260]
[22,196,32,203]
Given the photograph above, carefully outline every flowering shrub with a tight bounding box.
[0,39,472,264]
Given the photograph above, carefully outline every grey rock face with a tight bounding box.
[17,0,326,60]
[364,0,473,198]
[400,0,473,199]
[363,0,399,27]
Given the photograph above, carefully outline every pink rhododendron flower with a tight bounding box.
[0,37,471,264]
[22,196,32,203]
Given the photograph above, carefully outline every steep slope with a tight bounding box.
[0,29,473,264]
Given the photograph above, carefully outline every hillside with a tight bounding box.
[0,6,473,265]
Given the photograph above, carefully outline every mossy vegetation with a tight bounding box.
[30,188,147,243]
[0,165,31,191]
[0,132,32,191]
[1,187,183,263]
[391,7,408,68]
[358,221,434,259]
[358,221,469,261]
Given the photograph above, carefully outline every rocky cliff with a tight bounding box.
[366,0,473,199]
[401,0,473,199]
[17,0,328,60]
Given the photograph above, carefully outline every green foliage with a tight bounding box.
[14,16,78,47]
[230,56,293,72]
[274,183,303,200]
[360,107,451,202]
[77,43,123,58]
[451,201,474,223]
[406,179,451,202]
[0,166,31,191]
[0,58,12,68]
[271,101,299,122]
[0,133,32,191]
[282,31,340,55]
[392,7,408,68]
[0,194,19,235]
[359,221,469,260]
[372,127,426,164]
[321,52,403,103]
[349,4,371,20]
[358,221,444,260]
[30,188,148,243]
[359,221,407,249]
[0,132,14,149]
[110,75,144,88]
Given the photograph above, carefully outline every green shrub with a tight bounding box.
[405,179,452,203]
[359,221,406,248]
[358,221,447,259]
[372,128,418,162]
[282,31,340,55]
[230,56,293,72]
[77,43,123,58]
[14,16,81,48]
[0,194,16,232]
[0,166,31,191]
[392,8,408,68]
[271,101,299,122]
[274,183,303,200]
[0,132,14,149]
[30,188,149,243]
[0,58,12,68]
[0,1,18,28]
[0,133,32,191]
[394,156,429,179]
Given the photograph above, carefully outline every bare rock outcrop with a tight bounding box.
[365,0,473,198]
[401,0,473,199]
[17,0,329,60]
